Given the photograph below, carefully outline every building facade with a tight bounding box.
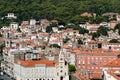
[75,49,120,73]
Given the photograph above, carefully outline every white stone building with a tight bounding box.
[10,22,19,30]
[30,19,36,26]
[5,13,17,19]
[56,51,69,80]
[14,60,57,80]
[13,52,69,80]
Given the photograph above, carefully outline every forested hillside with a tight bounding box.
[0,0,120,22]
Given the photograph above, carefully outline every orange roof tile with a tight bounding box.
[31,43,36,47]
[36,25,41,28]
[74,48,120,56]
[73,71,90,80]
[90,73,101,79]
[61,45,71,49]
[73,71,80,77]
[89,27,97,31]
[15,59,56,67]
[42,33,49,37]
[25,40,34,43]
[104,58,120,67]
[88,41,97,44]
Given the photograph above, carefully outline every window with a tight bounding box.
[78,60,80,64]
[39,79,41,80]
[60,58,63,60]
[60,70,63,73]
[82,61,85,64]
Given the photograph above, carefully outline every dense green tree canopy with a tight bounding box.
[114,23,120,35]
[109,39,119,43]
[65,24,89,34]
[63,37,70,43]
[49,44,61,48]
[89,26,111,39]
[0,0,120,24]
[97,26,110,36]
[68,64,76,73]
[46,26,53,33]
[77,39,83,44]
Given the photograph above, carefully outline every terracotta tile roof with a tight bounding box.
[89,27,97,31]
[66,28,73,31]
[36,25,41,28]
[75,35,83,39]
[51,20,58,22]
[25,40,34,43]
[31,43,36,47]
[104,58,120,67]
[79,75,90,80]
[88,40,97,44]
[74,48,120,56]
[80,12,92,17]
[85,23,100,28]
[40,19,49,23]
[61,45,71,49]
[15,59,56,67]
[73,71,90,80]
[90,72,101,79]
[42,33,49,37]
[73,71,80,77]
